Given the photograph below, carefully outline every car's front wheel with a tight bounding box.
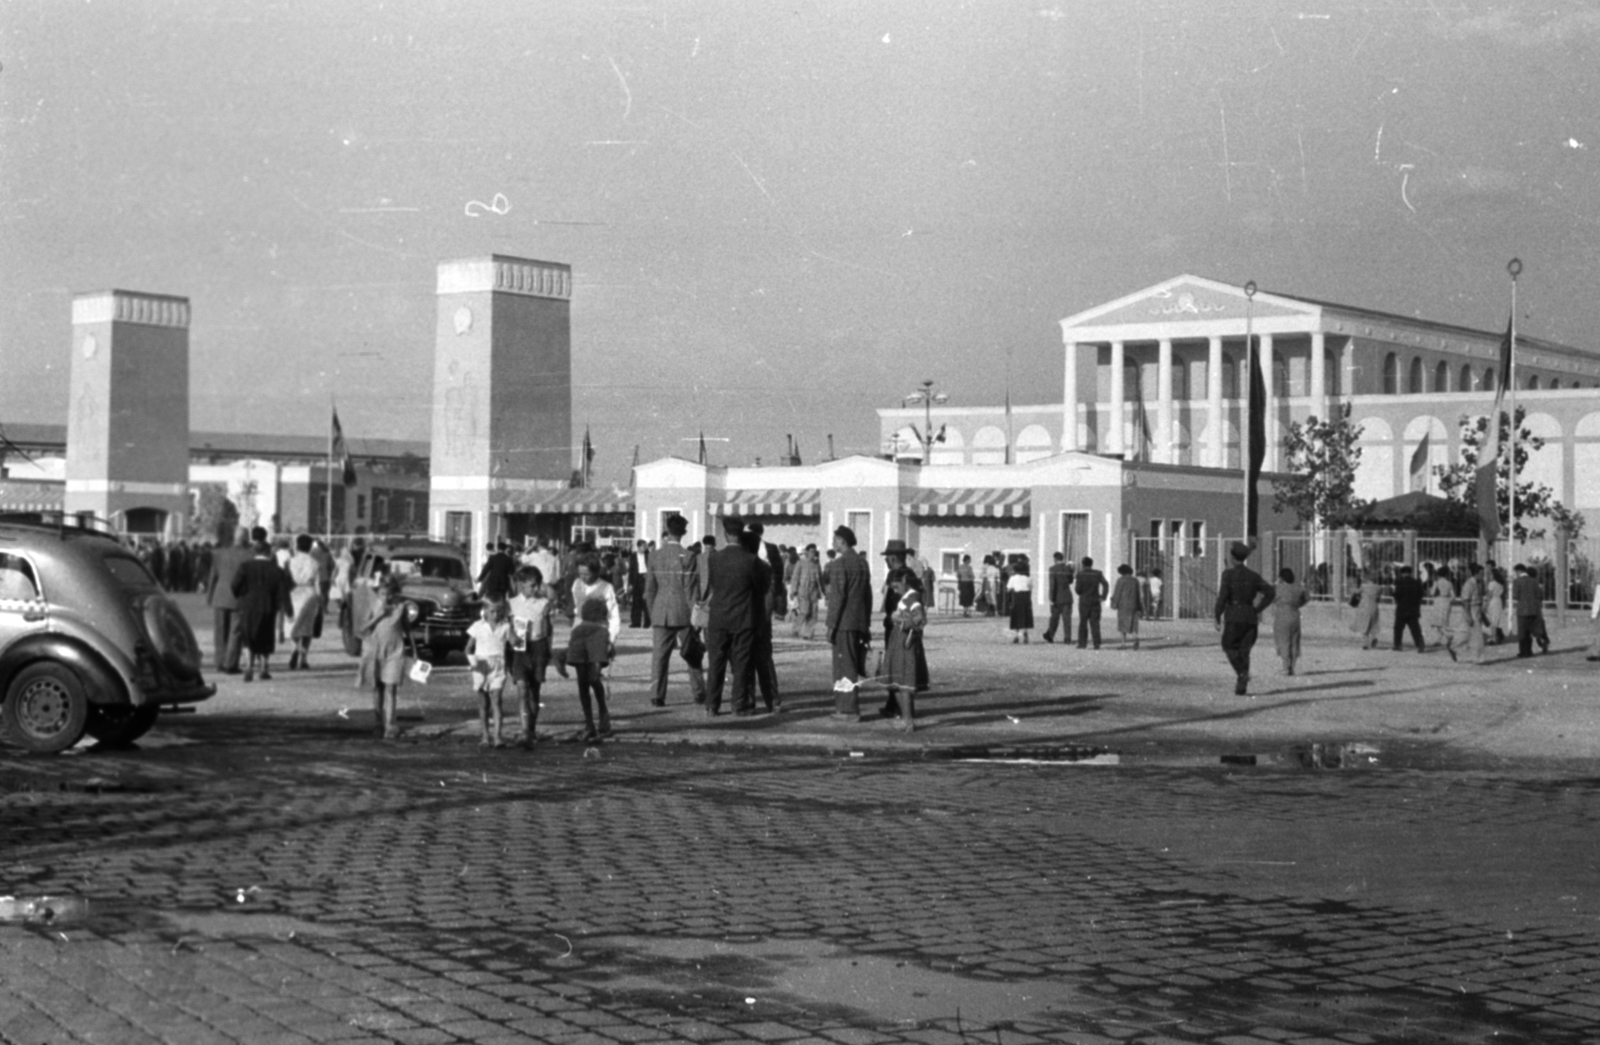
[3,663,90,754]
[84,704,160,748]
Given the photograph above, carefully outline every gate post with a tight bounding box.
[1331,529,1346,607]
[1557,531,1570,623]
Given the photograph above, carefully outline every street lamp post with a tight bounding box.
[902,379,949,464]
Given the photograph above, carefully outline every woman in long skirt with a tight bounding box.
[956,555,976,617]
[882,568,928,732]
[1109,564,1143,649]
[1348,568,1382,649]
[1006,559,1034,643]
[1274,567,1311,675]
[287,533,324,670]
[1428,566,1459,658]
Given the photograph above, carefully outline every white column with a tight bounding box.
[1260,333,1276,471]
[1062,340,1081,451]
[1207,335,1224,468]
[1310,331,1327,420]
[1109,340,1126,458]
[1157,338,1174,464]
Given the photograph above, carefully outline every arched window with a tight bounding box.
[1551,378,1562,389]
[1383,353,1398,394]
[1222,353,1238,399]
[1484,367,1495,391]
[1435,361,1450,392]
[1407,357,1424,394]
[1460,364,1474,391]
[1528,375,1540,390]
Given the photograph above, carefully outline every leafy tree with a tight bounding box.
[1272,407,1371,529]
[189,483,239,543]
[1435,406,1578,541]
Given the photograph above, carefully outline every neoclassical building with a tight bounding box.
[881,274,1600,530]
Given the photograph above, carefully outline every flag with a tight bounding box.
[1408,432,1431,492]
[1245,334,1268,537]
[697,431,707,465]
[628,444,639,489]
[581,426,594,487]
[1131,365,1153,462]
[331,409,357,487]
[1475,315,1513,541]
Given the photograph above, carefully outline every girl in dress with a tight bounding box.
[358,573,414,740]
[882,567,928,732]
[1006,558,1034,643]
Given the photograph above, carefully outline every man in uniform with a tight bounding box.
[1213,541,1277,695]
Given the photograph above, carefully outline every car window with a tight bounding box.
[0,553,40,601]
[388,554,467,581]
[100,553,162,592]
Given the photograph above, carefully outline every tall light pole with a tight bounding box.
[903,379,949,464]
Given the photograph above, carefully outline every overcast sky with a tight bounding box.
[4,1,1598,484]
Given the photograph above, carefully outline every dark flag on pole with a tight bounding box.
[1408,432,1431,492]
[1476,315,1514,541]
[581,426,595,487]
[331,410,357,487]
[1245,334,1268,537]
[697,431,708,465]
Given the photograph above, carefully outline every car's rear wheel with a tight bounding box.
[84,704,160,748]
[3,663,90,754]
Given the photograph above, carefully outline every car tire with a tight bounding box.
[3,663,90,754]
[84,704,160,748]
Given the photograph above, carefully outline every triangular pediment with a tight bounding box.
[1061,275,1318,330]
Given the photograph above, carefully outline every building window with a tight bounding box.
[1551,378,1561,389]
[1484,367,1496,391]
[1272,352,1289,397]
[404,498,417,526]
[1460,364,1474,391]
[376,495,390,527]
[1528,374,1540,390]
[1407,357,1424,394]
[1383,354,1398,394]
[444,511,472,550]
[1061,511,1089,563]
[357,494,367,520]
[1435,361,1450,392]
[1221,353,1237,399]
[1189,520,1207,557]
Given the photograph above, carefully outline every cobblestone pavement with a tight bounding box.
[5,712,1600,1045]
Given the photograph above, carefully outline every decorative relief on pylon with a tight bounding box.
[71,291,191,328]
[437,256,571,300]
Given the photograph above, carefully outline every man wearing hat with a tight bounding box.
[1213,541,1276,695]
[826,525,873,719]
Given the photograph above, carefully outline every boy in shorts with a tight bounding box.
[465,600,512,747]
[508,565,554,749]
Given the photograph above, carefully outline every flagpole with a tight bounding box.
[326,399,335,549]
[1242,281,1256,544]
[1507,258,1521,553]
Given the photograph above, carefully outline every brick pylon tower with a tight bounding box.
[64,290,192,536]
[429,255,573,572]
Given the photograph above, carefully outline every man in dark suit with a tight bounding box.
[645,516,704,706]
[476,541,516,603]
[1074,557,1109,649]
[1213,541,1276,695]
[1391,565,1426,652]
[1511,563,1549,658]
[704,516,768,716]
[628,540,652,628]
[1042,552,1074,643]
[205,525,253,673]
[745,522,784,712]
[825,525,873,719]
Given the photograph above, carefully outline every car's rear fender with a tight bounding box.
[0,635,130,708]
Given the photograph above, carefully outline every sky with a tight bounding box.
[4,0,1600,486]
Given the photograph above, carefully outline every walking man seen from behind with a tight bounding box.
[1074,557,1108,649]
[1042,552,1074,643]
[1214,541,1276,696]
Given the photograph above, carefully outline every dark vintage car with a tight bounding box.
[0,523,215,753]
[341,539,481,662]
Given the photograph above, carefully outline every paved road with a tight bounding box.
[4,707,1600,1044]
[5,601,1600,1043]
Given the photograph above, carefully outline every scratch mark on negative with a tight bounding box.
[608,54,632,120]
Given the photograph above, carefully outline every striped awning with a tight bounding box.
[0,483,64,513]
[496,488,633,514]
[902,488,1031,519]
[717,489,821,516]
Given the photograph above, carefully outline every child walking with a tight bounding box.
[357,573,413,740]
[508,565,555,749]
[882,567,928,732]
[557,597,613,742]
[465,599,512,747]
